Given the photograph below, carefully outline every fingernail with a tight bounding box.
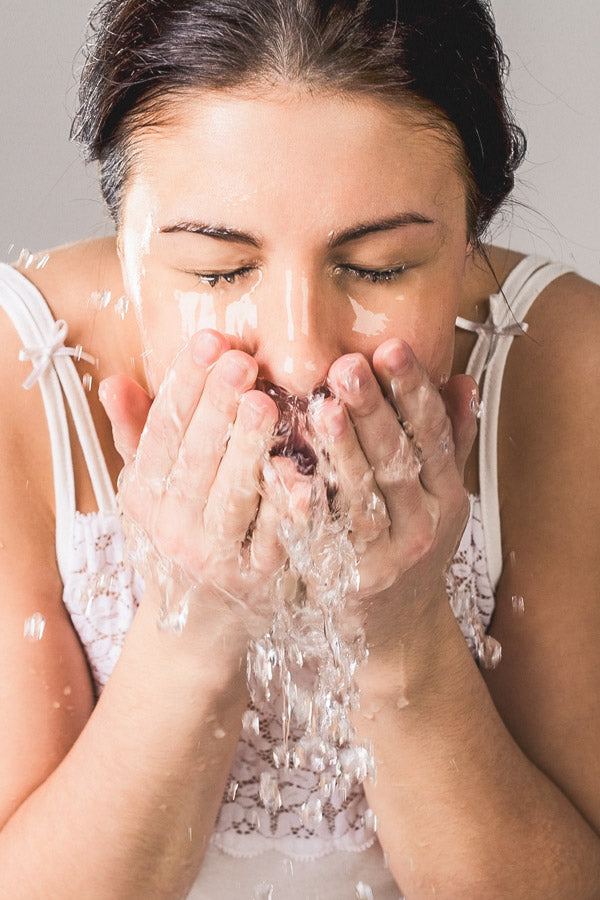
[469,388,483,418]
[332,357,367,395]
[383,341,411,374]
[221,355,252,388]
[98,380,117,405]
[192,331,222,367]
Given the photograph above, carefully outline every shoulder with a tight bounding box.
[499,268,600,481]
[12,237,124,334]
[498,266,600,535]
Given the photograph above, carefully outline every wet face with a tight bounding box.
[118,87,471,397]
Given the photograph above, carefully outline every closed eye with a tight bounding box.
[189,266,256,287]
[187,263,407,288]
[335,264,407,284]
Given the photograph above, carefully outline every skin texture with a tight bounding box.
[0,87,599,897]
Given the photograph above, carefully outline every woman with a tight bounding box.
[0,1,599,896]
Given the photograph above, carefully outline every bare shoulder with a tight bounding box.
[499,268,600,490]
[0,300,95,827]
[486,267,600,832]
[13,237,124,334]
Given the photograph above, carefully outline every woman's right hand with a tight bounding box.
[99,329,291,636]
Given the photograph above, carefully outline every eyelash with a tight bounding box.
[192,264,407,288]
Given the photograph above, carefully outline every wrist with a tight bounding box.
[355,590,471,713]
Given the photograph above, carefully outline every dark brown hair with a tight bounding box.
[73,0,526,242]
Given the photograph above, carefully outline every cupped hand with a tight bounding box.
[99,330,300,635]
[309,338,478,652]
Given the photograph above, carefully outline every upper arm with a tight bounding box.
[0,311,95,829]
[484,272,600,832]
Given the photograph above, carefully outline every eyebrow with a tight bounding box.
[159,212,435,249]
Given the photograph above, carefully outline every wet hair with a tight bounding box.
[73,0,526,243]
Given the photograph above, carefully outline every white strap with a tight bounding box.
[19,318,96,390]
[0,264,117,582]
[458,256,573,588]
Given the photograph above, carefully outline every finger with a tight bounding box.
[134,329,230,485]
[441,375,479,477]
[248,495,288,576]
[99,375,152,465]
[169,349,258,499]
[373,340,459,496]
[262,456,314,523]
[202,389,278,543]
[311,398,390,550]
[327,353,423,521]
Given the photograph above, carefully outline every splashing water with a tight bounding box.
[246,384,376,821]
[446,577,501,669]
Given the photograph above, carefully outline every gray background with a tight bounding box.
[1,1,599,282]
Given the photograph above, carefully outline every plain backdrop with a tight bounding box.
[1,0,599,282]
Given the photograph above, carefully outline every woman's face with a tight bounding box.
[118,87,472,397]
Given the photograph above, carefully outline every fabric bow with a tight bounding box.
[455,315,529,338]
[19,319,97,390]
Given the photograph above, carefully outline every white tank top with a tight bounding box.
[0,255,572,898]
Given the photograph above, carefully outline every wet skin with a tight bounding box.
[103,87,478,645]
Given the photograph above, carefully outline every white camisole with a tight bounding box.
[0,255,572,898]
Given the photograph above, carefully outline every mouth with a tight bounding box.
[258,380,330,476]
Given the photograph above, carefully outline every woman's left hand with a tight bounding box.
[310,338,478,655]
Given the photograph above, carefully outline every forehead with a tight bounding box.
[123,88,467,234]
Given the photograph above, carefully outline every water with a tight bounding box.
[24,612,46,641]
[246,384,376,822]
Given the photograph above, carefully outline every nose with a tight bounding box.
[252,268,344,396]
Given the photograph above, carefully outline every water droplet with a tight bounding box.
[24,613,46,641]
[300,797,323,829]
[227,780,239,801]
[259,772,282,813]
[511,595,525,616]
[63,685,72,696]
[242,709,260,736]
[272,743,290,769]
[213,727,226,740]
[87,290,112,310]
[253,883,274,900]
[470,394,484,418]
[355,882,374,900]
[114,296,130,320]
[83,374,93,392]
[36,254,50,270]
[52,701,61,709]
[282,858,294,878]
[477,634,502,669]
[362,808,377,835]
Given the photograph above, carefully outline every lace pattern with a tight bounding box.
[62,494,494,856]
[63,510,144,695]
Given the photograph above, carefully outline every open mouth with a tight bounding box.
[258,380,329,476]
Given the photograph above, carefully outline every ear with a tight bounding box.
[99,375,153,465]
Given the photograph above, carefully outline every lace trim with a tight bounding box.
[62,494,494,857]
[62,510,143,695]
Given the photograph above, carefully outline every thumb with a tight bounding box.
[99,375,152,465]
[440,374,479,477]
